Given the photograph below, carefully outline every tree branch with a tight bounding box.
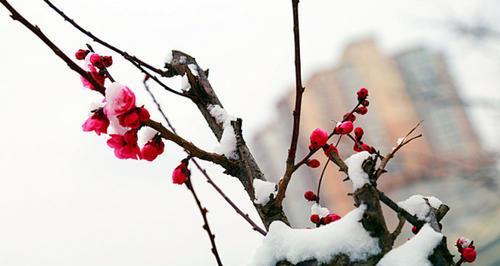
[43,0,187,98]
[143,79,267,236]
[184,176,224,266]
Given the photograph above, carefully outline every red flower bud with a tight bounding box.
[310,214,320,224]
[335,121,354,135]
[354,127,364,140]
[321,216,332,225]
[75,49,90,60]
[306,159,321,168]
[356,106,368,115]
[362,100,369,106]
[323,144,338,157]
[90,53,103,68]
[327,213,341,222]
[309,128,329,150]
[412,226,419,234]
[304,191,317,202]
[101,56,113,67]
[172,161,190,185]
[357,87,368,100]
[343,112,356,122]
[353,143,363,152]
[461,247,477,263]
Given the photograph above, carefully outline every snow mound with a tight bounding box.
[253,179,277,205]
[377,224,443,266]
[249,205,381,265]
[208,104,239,160]
[398,195,442,222]
[345,151,372,191]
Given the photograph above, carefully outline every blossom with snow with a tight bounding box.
[82,108,109,135]
[335,121,354,135]
[104,82,136,116]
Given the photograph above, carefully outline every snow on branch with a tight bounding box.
[398,195,443,222]
[249,205,381,265]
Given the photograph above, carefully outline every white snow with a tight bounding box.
[253,179,277,205]
[208,104,239,160]
[164,51,173,64]
[188,64,199,76]
[107,115,127,135]
[249,205,381,266]
[88,101,105,113]
[311,203,330,218]
[398,195,443,222]
[179,55,187,64]
[377,224,443,266]
[345,151,372,191]
[138,127,158,147]
[180,75,191,91]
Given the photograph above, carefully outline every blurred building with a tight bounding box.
[250,38,498,260]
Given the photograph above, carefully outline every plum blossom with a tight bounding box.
[104,82,136,116]
[82,108,109,135]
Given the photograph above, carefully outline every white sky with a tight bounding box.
[0,0,498,265]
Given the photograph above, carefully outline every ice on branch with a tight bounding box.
[249,205,380,265]
[208,104,239,160]
[345,151,372,191]
[377,224,443,266]
[253,179,277,205]
[398,195,443,222]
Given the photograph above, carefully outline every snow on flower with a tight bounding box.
[311,203,330,218]
[377,224,443,266]
[138,127,159,147]
[397,195,442,222]
[104,82,136,116]
[249,205,381,266]
[208,104,239,160]
[253,179,277,205]
[345,151,372,191]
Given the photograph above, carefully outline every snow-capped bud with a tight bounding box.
[141,137,165,161]
[335,121,354,135]
[101,56,113,67]
[327,213,341,222]
[456,237,474,253]
[306,159,321,168]
[356,106,368,115]
[75,49,89,60]
[461,247,477,263]
[323,144,338,157]
[310,214,320,224]
[309,128,329,150]
[304,191,317,202]
[172,161,190,185]
[343,112,356,122]
[357,87,368,100]
[362,100,369,106]
[354,127,364,140]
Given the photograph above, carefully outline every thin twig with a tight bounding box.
[143,79,267,236]
[275,0,305,206]
[184,177,224,266]
[390,215,406,241]
[315,158,330,204]
[43,0,187,98]
[0,0,106,95]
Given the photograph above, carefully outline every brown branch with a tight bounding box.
[142,79,267,236]
[315,158,331,204]
[43,0,187,98]
[390,215,406,242]
[374,121,423,181]
[184,176,223,266]
[142,119,237,171]
[0,0,106,95]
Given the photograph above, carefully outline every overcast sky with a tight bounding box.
[0,0,499,265]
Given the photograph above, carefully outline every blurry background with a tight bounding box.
[0,0,498,265]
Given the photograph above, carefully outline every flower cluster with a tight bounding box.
[302,192,342,226]
[76,49,164,162]
[456,237,477,263]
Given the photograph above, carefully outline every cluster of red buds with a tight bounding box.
[310,212,341,226]
[456,237,477,263]
[75,49,112,91]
